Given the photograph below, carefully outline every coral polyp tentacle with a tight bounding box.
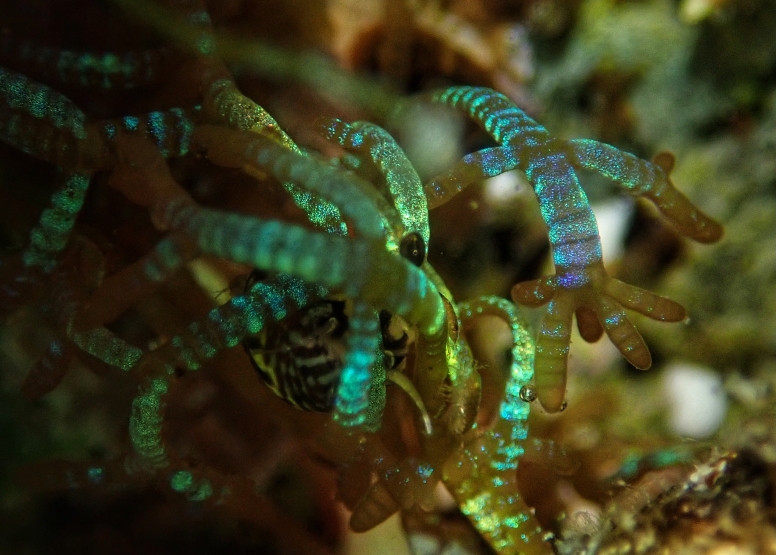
[424,146,519,209]
[193,125,382,239]
[566,139,724,243]
[333,300,384,429]
[453,297,548,554]
[318,118,430,249]
[429,86,723,412]
[0,28,176,90]
[22,171,91,273]
[603,278,687,322]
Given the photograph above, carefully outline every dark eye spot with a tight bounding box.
[399,232,426,267]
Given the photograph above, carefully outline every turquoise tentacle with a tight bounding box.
[319,118,430,251]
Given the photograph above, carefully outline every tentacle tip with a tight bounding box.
[652,151,676,174]
[644,299,687,323]
[511,278,555,308]
[538,392,568,414]
[694,219,724,244]
[626,350,652,371]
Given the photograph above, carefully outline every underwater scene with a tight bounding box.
[1,0,774,553]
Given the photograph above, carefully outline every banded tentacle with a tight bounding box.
[0,65,96,169]
[127,273,332,471]
[317,118,456,417]
[160,201,444,337]
[0,31,175,90]
[451,296,548,555]
[107,130,447,429]
[318,118,430,256]
[192,125,386,240]
[430,86,603,279]
[22,171,90,273]
[0,67,199,281]
[164,0,348,236]
[566,139,723,243]
[0,65,199,171]
[428,86,723,412]
[428,87,598,411]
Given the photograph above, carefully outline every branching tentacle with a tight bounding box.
[566,139,724,243]
[428,86,723,412]
[424,146,519,209]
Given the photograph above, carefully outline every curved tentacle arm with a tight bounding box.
[429,86,722,413]
[429,87,598,412]
[333,300,385,429]
[0,29,176,90]
[15,104,198,277]
[192,125,384,240]
[21,238,105,398]
[202,77,297,150]
[69,275,321,376]
[512,262,689,411]
[424,146,519,209]
[0,64,199,170]
[566,139,723,243]
[163,274,324,373]
[318,118,430,250]
[126,274,327,472]
[451,297,550,555]
[72,232,199,332]
[22,171,90,273]
[0,65,99,169]
[169,0,348,236]
[70,326,144,371]
[350,449,439,532]
[162,200,444,335]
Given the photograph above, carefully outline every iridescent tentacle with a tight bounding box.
[22,171,90,273]
[0,31,175,89]
[172,0,348,235]
[424,146,519,209]
[317,119,456,427]
[429,86,723,412]
[430,87,602,279]
[128,274,324,470]
[70,326,144,371]
[192,125,386,240]
[318,118,430,249]
[332,300,383,428]
[0,65,97,169]
[109,131,414,429]
[319,120,458,420]
[429,87,598,411]
[0,65,200,282]
[452,296,549,555]
[565,139,723,244]
[161,201,444,336]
